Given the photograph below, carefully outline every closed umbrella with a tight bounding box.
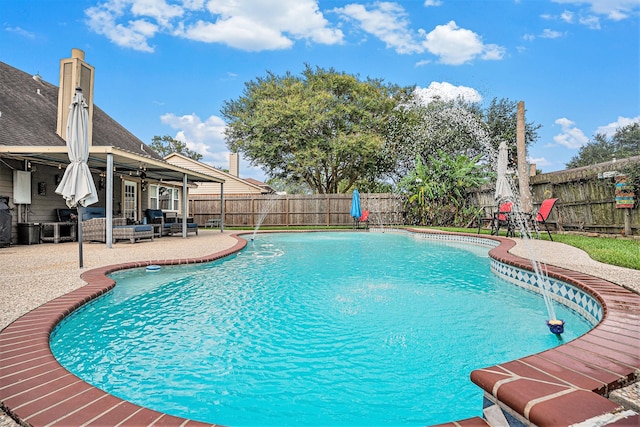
[351,189,362,227]
[55,88,98,268]
[494,141,513,203]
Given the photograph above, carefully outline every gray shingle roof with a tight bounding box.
[0,61,162,161]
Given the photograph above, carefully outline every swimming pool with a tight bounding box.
[50,232,592,426]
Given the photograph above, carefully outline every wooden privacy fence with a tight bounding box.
[470,156,639,236]
[189,193,406,227]
[189,157,638,234]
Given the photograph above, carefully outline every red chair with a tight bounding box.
[491,202,514,237]
[535,198,558,241]
[357,210,369,229]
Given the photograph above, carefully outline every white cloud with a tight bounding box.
[4,25,36,38]
[528,156,552,167]
[543,6,604,29]
[160,112,228,166]
[413,82,483,104]
[130,0,184,27]
[422,21,505,65]
[594,115,640,137]
[540,28,564,39]
[159,112,266,179]
[560,10,574,23]
[333,2,423,54]
[85,2,158,52]
[553,117,589,149]
[579,15,601,29]
[424,0,443,6]
[85,0,343,52]
[552,0,640,21]
[179,17,294,50]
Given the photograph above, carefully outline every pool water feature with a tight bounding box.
[50,232,592,426]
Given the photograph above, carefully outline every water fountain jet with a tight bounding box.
[251,194,282,241]
[433,105,563,334]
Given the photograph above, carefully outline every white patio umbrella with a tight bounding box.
[55,88,98,268]
[494,141,513,203]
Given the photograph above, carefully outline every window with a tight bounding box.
[150,184,180,211]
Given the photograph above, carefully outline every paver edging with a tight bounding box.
[1,230,638,426]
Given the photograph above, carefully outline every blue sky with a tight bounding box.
[2,0,639,180]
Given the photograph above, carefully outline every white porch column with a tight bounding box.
[106,153,113,248]
[220,183,224,232]
[182,173,188,238]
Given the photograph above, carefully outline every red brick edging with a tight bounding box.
[1,231,638,426]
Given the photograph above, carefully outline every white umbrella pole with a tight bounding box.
[78,206,84,268]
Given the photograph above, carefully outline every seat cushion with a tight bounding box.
[114,225,153,232]
[145,209,164,221]
[82,207,106,220]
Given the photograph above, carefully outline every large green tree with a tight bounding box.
[483,98,541,167]
[221,65,411,194]
[150,135,203,161]
[566,123,640,168]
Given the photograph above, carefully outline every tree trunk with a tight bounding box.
[517,101,533,213]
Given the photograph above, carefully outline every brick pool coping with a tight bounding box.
[0,230,638,426]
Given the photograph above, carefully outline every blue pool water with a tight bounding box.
[50,232,592,426]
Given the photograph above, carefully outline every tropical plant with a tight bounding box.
[399,151,488,226]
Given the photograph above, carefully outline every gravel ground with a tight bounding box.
[1,230,638,425]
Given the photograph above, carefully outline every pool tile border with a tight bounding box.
[400,229,639,427]
[1,230,638,427]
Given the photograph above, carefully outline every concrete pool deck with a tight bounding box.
[0,229,638,426]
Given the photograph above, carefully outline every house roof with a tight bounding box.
[0,61,222,184]
[244,177,274,191]
[164,152,272,193]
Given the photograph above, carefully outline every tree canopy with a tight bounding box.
[221,65,411,194]
[566,123,640,168]
[150,135,203,161]
[386,96,540,182]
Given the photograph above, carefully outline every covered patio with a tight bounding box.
[0,146,225,245]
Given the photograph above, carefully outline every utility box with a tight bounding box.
[18,223,41,245]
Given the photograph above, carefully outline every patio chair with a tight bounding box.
[163,212,199,236]
[476,207,494,234]
[534,198,558,241]
[56,208,78,222]
[145,209,168,237]
[204,218,221,228]
[356,210,370,229]
[491,202,514,237]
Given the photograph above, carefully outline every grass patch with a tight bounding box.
[550,234,639,270]
[433,226,640,271]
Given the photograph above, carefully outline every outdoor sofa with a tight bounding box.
[145,209,198,237]
[82,207,153,244]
